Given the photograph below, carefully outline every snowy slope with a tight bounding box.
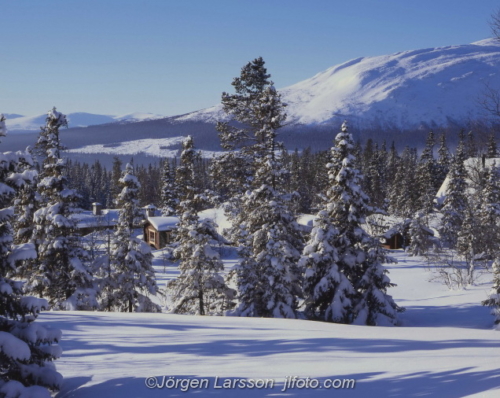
[114,112,165,123]
[65,137,222,158]
[37,250,500,398]
[181,39,500,130]
[4,112,165,132]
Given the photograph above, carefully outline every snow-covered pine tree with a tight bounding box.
[441,139,468,248]
[231,84,303,319]
[160,159,178,216]
[478,162,500,258]
[366,143,387,211]
[408,212,433,256]
[167,137,234,315]
[482,258,500,327]
[456,202,482,285]
[235,152,304,318]
[168,214,235,315]
[436,133,451,192]
[0,114,63,397]
[312,122,400,325]
[28,108,97,310]
[300,210,354,322]
[214,57,278,243]
[174,136,200,212]
[466,130,478,159]
[107,156,122,208]
[12,148,39,246]
[416,131,440,213]
[213,58,304,318]
[487,133,498,158]
[209,151,253,209]
[105,163,160,312]
[388,146,419,218]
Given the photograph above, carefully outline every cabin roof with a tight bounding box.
[71,209,120,228]
[146,216,179,231]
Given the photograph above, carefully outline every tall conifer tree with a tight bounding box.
[0,114,63,396]
[29,109,96,310]
[303,122,401,325]
[105,163,160,312]
[168,137,233,315]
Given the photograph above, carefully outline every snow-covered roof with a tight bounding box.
[436,157,500,204]
[197,208,231,234]
[297,214,316,229]
[146,216,179,231]
[71,209,120,228]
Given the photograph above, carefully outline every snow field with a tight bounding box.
[38,250,500,397]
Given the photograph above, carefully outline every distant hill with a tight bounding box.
[3,39,500,162]
[4,112,164,134]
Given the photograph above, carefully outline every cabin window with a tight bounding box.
[149,230,156,243]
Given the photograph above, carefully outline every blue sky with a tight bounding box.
[1,0,498,117]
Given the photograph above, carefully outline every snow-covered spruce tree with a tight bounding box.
[456,202,482,285]
[105,163,160,312]
[160,159,178,216]
[436,133,451,193]
[12,148,39,246]
[388,146,419,218]
[28,108,97,310]
[408,212,433,256]
[234,146,304,318]
[482,258,500,327]
[487,133,498,158]
[300,210,354,323]
[0,114,63,397]
[304,122,401,325]
[168,137,234,315]
[478,162,500,258]
[416,131,440,213]
[440,139,468,248]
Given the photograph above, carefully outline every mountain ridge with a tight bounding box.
[3,39,500,162]
[179,38,500,131]
[4,111,165,133]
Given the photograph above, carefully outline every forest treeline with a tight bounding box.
[66,128,498,217]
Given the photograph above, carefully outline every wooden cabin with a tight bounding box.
[72,206,120,235]
[381,224,434,250]
[143,216,179,250]
[382,229,405,250]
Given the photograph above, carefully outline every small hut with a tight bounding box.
[143,216,179,250]
[72,208,120,235]
[382,227,405,250]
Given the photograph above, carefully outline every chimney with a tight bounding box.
[92,202,102,216]
[144,204,156,218]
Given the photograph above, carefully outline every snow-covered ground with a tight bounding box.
[65,137,224,158]
[37,250,499,397]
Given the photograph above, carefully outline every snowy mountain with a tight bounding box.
[114,112,165,123]
[2,113,24,119]
[180,39,500,130]
[4,111,164,133]
[3,39,500,160]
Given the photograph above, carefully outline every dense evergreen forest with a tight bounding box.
[66,128,497,217]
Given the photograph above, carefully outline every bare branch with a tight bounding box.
[490,8,500,41]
